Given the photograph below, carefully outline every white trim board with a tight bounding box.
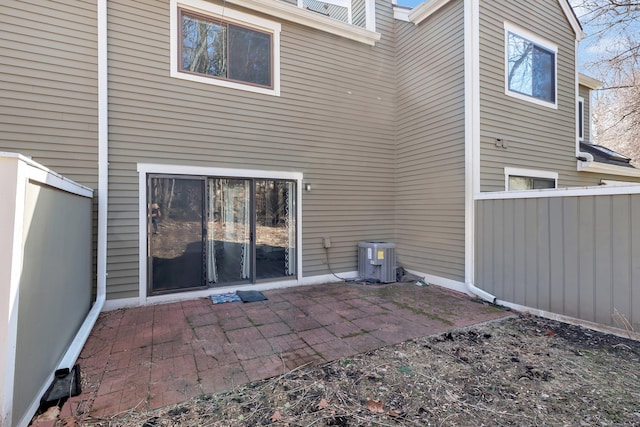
[393,5,411,21]
[194,0,380,45]
[0,152,93,198]
[464,0,481,292]
[102,271,358,311]
[409,0,450,24]
[136,163,303,305]
[578,73,602,90]
[578,160,640,178]
[476,184,640,200]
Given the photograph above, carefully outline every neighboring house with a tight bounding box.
[2,0,640,352]
[577,73,640,180]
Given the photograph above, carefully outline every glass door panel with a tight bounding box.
[255,180,296,280]
[148,176,205,294]
[207,178,252,285]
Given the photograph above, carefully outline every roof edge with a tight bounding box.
[558,0,585,40]
[408,0,451,25]
[579,73,603,89]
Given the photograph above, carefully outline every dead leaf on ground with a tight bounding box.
[387,409,402,417]
[317,398,329,410]
[366,400,385,413]
[270,410,282,422]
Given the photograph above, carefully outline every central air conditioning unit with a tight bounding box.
[358,241,396,283]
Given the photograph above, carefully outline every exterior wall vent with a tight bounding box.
[357,241,396,283]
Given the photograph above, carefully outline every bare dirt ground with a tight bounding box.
[75,314,640,427]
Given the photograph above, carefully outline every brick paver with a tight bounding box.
[56,282,509,423]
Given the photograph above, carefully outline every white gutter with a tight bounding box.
[57,0,108,369]
[464,0,496,305]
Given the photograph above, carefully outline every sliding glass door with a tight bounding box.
[206,178,252,285]
[148,174,297,295]
[255,180,296,280]
[148,176,206,294]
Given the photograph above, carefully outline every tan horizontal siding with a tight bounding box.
[479,0,591,191]
[104,0,397,299]
[0,0,98,188]
[395,0,466,283]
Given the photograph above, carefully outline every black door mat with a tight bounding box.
[236,290,268,303]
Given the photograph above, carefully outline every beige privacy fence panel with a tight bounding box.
[0,153,93,427]
[476,192,640,332]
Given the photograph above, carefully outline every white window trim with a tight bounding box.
[578,96,585,142]
[137,163,303,304]
[170,0,281,96]
[408,0,450,25]
[504,167,558,191]
[504,22,558,109]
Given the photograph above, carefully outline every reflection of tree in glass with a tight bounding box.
[532,49,554,102]
[508,33,534,95]
[182,14,227,77]
[150,178,203,221]
[228,24,271,87]
[180,10,271,87]
[507,32,554,102]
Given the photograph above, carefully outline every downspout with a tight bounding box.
[57,0,108,369]
[464,0,496,305]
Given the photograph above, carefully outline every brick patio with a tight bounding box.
[57,282,509,423]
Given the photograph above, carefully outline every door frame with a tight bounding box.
[137,163,303,305]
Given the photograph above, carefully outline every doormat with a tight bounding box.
[236,290,268,303]
[210,292,241,304]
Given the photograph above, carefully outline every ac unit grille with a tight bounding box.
[357,241,396,283]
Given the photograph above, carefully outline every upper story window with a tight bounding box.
[504,23,557,108]
[171,0,281,96]
[180,10,272,87]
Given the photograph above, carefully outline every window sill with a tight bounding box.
[505,90,558,109]
[224,0,381,45]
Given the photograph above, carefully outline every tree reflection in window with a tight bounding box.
[180,9,272,88]
[507,31,555,104]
